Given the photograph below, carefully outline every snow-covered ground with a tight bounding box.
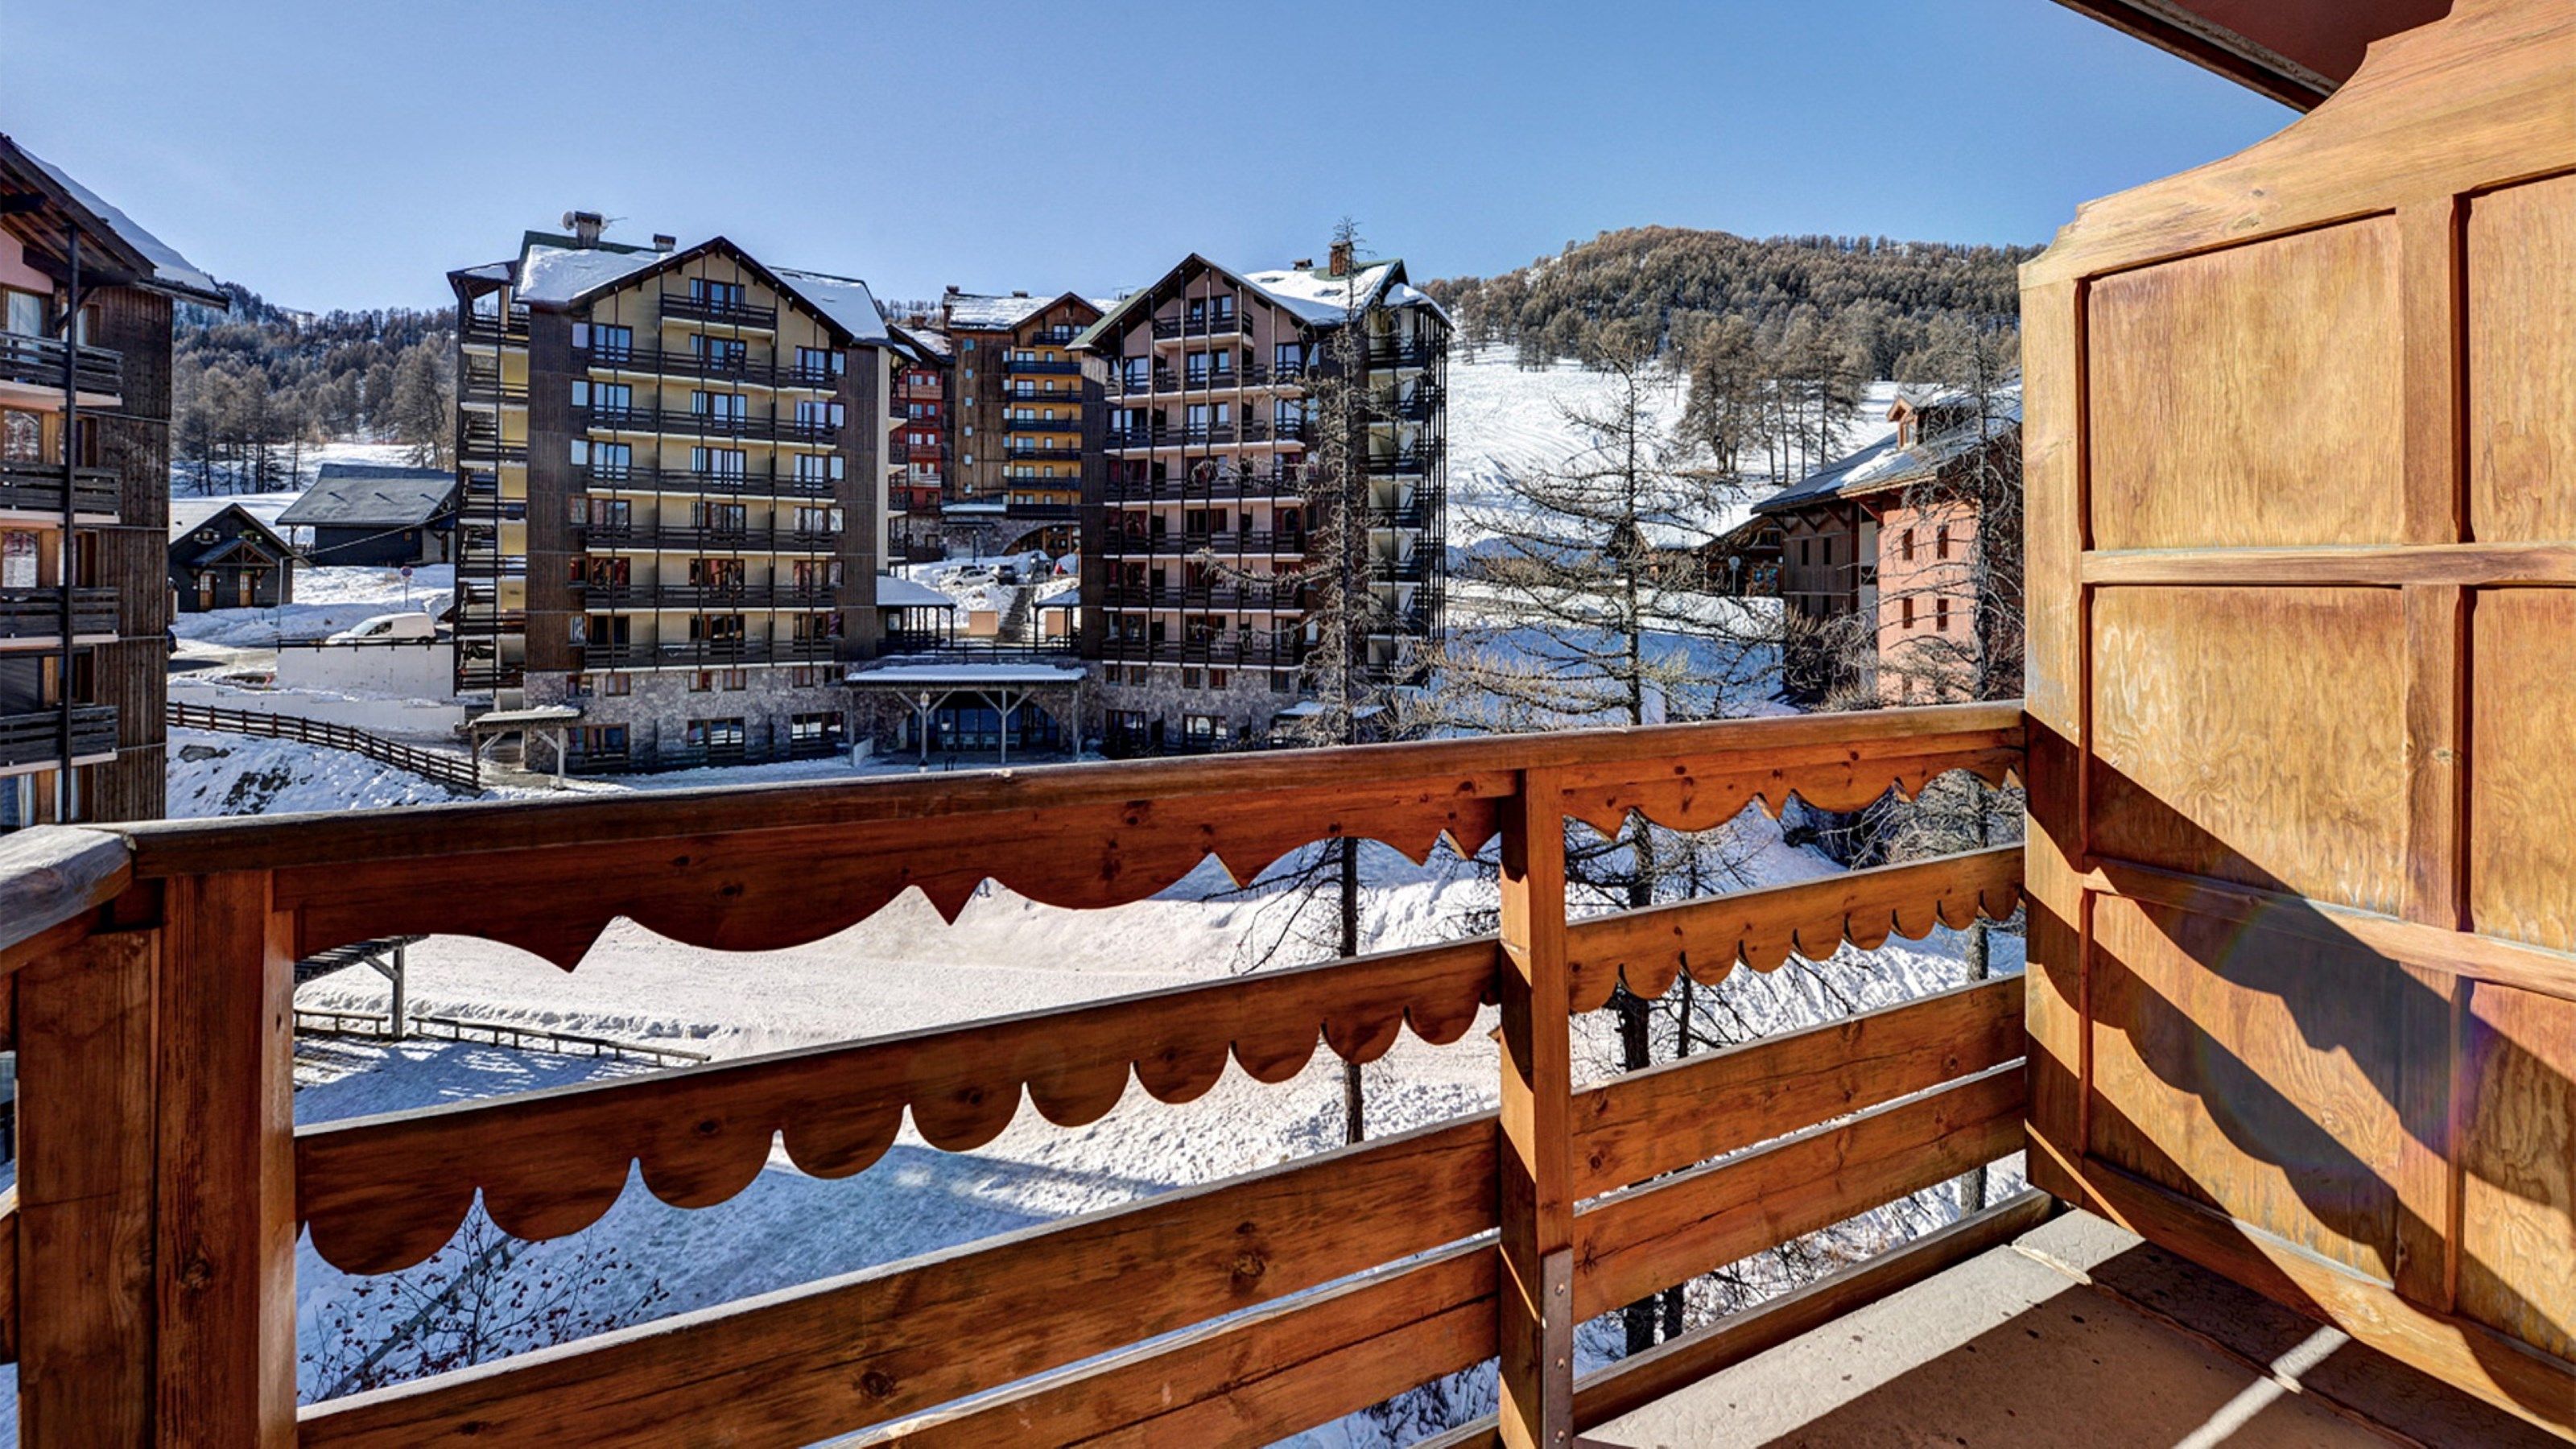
[166,729,497,818]
[170,439,425,499]
[1443,349,1903,550]
[173,559,450,652]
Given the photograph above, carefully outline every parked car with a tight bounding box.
[325,612,437,644]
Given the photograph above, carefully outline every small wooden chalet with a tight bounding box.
[167,500,293,613]
[275,463,457,567]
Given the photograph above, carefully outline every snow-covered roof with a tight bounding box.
[276,464,456,528]
[454,259,514,283]
[874,576,959,609]
[1241,262,1399,324]
[773,267,890,344]
[514,243,666,306]
[16,145,225,304]
[892,323,952,361]
[1757,386,2023,514]
[943,293,1051,330]
[469,704,584,729]
[846,663,1087,687]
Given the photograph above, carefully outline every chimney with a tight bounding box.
[1012,290,1029,298]
[652,233,675,253]
[1327,241,1353,277]
[945,284,961,295]
[564,210,606,247]
[1291,258,1314,270]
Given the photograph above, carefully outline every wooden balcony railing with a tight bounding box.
[0,702,2025,1447]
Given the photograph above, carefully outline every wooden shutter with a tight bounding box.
[2021,0,2576,1434]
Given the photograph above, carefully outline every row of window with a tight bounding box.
[573,557,844,589]
[1897,597,1956,633]
[574,497,845,533]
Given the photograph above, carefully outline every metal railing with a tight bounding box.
[658,292,778,329]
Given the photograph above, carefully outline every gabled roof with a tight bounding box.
[943,290,1100,335]
[190,534,290,570]
[1755,386,2023,517]
[1072,254,1439,350]
[170,500,293,555]
[0,134,226,306]
[276,464,457,528]
[508,234,892,346]
[890,323,953,363]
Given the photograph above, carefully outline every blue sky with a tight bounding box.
[5,1,2289,312]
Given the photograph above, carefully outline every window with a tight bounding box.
[2,409,40,464]
[693,390,748,422]
[692,445,747,479]
[792,505,841,535]
[1936,598,1951,632]
[566,674,593,699]
[791,712,844,745]
[1901,529,1915,563]
[691,671,714,692]
[795,398,844,432]
[1901,597,1915,630]
[589,324,634,360]
[602,673,632,697]
[589,440,634,479]
[1275,342,1307,374]
[690,279,747,308]
[796,345,839,379]
[791,667,822,688]
[576,725,628,756]
[586,497,631,527]
[3,290,44,338]
[692,335,748,371]
[722,669,749,691]
[1936,525,1951,560]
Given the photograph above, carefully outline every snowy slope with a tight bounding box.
[173,562,451,650]
[1443,349,1903,550]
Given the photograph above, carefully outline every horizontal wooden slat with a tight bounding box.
[867,1239,1496,1448]
[2085,541,2576,587]
[2087,857,2576,1005]
[1574,1063,2028,1318]
[295,939,1496,1275]
[1416,1189,2059,1449]
[1572,975,2026,1197]
[0,827,129,964]
[1566,845,2023,1008]
[120,703,2021,879]
[299,1113,1498,1448]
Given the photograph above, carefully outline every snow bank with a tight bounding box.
[174,564,449,649]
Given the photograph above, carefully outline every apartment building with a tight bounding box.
[447,218,904,771]
[0,136,223,831]
[940,289,1101,558]
[887,324,948,563]
[1074,245,1448,753]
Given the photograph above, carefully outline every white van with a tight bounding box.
[326,612,437,644]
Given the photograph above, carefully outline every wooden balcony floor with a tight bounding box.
[1590,1209,2550,1449]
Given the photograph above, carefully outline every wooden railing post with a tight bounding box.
[155,871,297,1447]
[16,927,158,1447]
[1496,769,1574,1448]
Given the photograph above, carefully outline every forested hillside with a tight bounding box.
[171,284,456,492]
[1424,227,2033,377]
[1425,227,2035,481]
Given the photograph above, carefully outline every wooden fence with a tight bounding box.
[171,700,481,793]
[0,701,2027,1447]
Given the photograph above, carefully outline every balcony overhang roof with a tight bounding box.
[2055,0,2453,109]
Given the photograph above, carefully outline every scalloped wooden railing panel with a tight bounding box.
[279,778,1506,966]
[1565,846,2025,1011]
[295,939,1496,1274]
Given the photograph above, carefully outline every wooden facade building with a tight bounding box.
[0,135,222,832]
[167,500,293,613]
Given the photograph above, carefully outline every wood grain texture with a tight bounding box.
[2083,541,2576,587]
[2472,589,2576,952]
[155,873,296,1448]
[1572,1063,2025,1318]
[2087,894,2406,1279]
[2087,219,2405,551]
[0,828,130,960]
[1573,975,2025,1197]
[14,930,156,1447]
[863,1241,1493,1449]
[2090,586,2409,914]
[2457,981,2576,1361]
[296,939,1496,1275]
[2401,584,2467,928]
[2022,0,2576,291]
[1495,770,1574,1449]
[1414,1191,2059,1449]
[1564,846,2022,1011]
[299,1115,1498,1447]
[2468,172,2576,542]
